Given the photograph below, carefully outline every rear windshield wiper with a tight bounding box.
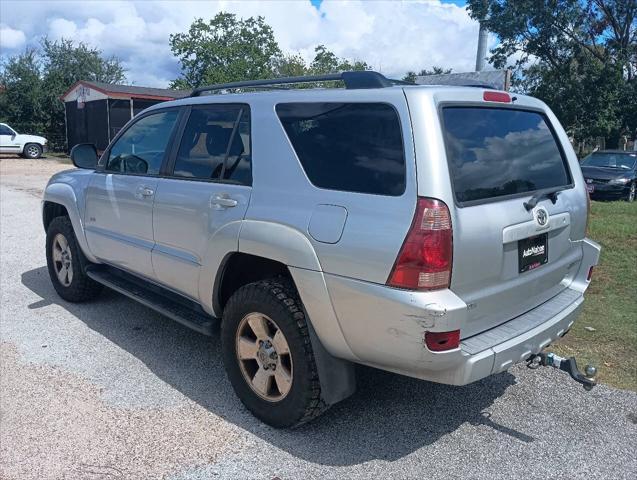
[523,187,564,211]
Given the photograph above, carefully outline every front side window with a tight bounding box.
[106,109,179,175]
[172,105,251,185]
[442,107,571,204]
[0,125,15,136]
[276,102,406,196]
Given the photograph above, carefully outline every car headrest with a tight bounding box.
[204,125,244,157]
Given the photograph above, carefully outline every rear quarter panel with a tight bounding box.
[242,88,417,284]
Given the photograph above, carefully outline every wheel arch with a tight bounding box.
[42,182,99,263]
[42,201,69,231]
[214,251,357,406]
[213,251,292,314]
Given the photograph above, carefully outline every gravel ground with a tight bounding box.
[1,159,636,479]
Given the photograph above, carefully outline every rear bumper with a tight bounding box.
[322,238,600,385]
[456,290,582,384]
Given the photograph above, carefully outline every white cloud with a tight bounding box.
[0,24,26,50]
[0,0,484,87]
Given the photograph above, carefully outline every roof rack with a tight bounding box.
[189,71,408,97]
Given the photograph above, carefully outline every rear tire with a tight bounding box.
[221,278,327,428]
[23,143,43,159]
[46,216,102,302]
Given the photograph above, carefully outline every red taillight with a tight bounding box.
[387,197,452,290]
[483,91,511,103]
[587,266,594,281]
[425,330,460,352]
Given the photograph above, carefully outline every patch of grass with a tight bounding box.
[45,152,72,164]
[553,200,637,391]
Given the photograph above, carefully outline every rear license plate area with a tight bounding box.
[518,233,548,273]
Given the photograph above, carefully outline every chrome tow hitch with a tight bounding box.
[527,352,597,391]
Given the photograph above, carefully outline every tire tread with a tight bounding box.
[223,277,328,428]
[46,216,102,302]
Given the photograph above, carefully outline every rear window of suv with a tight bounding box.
[276,103,405,196]
[442,107,571,204]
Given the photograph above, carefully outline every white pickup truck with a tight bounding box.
[0,123,47,158]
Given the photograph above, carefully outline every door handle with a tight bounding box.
[210,194,238,209]
[135,185,154,199]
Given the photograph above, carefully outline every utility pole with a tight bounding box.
[475,0,488,71]
[475,21,488,71]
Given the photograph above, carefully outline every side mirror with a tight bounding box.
[70,143,98,169]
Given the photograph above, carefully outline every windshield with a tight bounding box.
[581,152,636,170]
[442,107,571,204]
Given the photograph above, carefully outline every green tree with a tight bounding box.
[170,15,369,89]
[169,13,282,88]
[270,47,369,89]
[0,49,46,135]
[309,45,368,74]
[273,53,309,77]
[467,0,637,148]
[0,38,125,150]
[402,67,452,83]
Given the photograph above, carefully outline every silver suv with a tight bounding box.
[43,71,600,428]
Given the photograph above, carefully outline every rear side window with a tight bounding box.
[276,103,405,196]
[173,105,251,185]
[442,107,571,204]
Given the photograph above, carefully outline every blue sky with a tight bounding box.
[0,0,485,87]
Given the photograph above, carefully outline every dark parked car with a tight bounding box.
[580,150,637,202]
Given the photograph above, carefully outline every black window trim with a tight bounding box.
[275,101,408,197]
[162,102,253,187]
[97,105,186,178]
[437,102,575,208]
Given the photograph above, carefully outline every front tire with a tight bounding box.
[23,143,43,159]
[221,278,327,428]
[626,182,635,202]
[46,216,102,302]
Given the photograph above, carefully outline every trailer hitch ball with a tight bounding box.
[527,352,597,390]
[583,365,597,391]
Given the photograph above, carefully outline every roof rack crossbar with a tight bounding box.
[190,71,399,97]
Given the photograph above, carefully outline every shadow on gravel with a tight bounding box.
[22,266,533,466]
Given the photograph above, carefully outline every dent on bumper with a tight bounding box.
[322,237,600,386]
[324,273,469,376]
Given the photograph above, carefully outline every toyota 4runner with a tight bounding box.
[43,71,600,428]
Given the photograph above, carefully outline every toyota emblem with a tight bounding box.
[534,207,549,227]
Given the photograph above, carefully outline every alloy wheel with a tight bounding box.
[26,145,40,158]
[235,312,293,402]
[52,233,73,287]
